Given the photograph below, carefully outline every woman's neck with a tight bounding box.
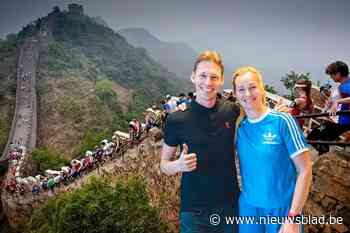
[246,105,268,120]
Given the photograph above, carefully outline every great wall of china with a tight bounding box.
[0,28,349,233]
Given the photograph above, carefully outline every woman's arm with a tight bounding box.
[289,151,313,213]
[294,97,307,110]
[279,151,312,233]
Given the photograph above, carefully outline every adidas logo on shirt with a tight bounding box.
[263,131,278,144]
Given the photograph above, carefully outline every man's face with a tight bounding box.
[191,61,224,102]
[330,72,342,82]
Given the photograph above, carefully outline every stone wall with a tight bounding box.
[304,151,350,233]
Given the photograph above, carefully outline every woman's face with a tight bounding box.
[293,87,305,97]
[235,71,265,112]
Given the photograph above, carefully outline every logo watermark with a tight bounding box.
[209,214,221,226]
[209,214,344,226]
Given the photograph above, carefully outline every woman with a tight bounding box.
[289,79,313,129]
[232,66,312,233]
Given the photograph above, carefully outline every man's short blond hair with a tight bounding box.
[193,50,224,76]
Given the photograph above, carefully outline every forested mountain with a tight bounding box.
[14,6,191,157]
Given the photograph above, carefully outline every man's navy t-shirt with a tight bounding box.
[164,99,240,211]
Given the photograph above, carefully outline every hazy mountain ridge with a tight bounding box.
[118,28,246,89]
[118,28,198,80]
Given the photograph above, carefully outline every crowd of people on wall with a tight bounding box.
[3,105,167,196]
[5,139,116,196]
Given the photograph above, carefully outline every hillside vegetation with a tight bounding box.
[32,9,190,158]
[0,35,18,153]
[27,176,170,233]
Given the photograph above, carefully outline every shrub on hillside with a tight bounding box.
[27,176,170,233]
[0,114,10,153]
[32,148,70,172]
[73,129,110,158]
[46,42,83,75]
[95,80,120,111]
[58,96,84,123]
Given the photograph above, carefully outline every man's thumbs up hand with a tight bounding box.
[178,144,197,172]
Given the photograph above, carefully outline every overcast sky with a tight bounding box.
[1,0,349,92]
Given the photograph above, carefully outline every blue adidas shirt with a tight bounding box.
[237,109,309,208]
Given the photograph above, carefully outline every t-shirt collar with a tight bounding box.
[247,108,271,123]
[191,99,221,113]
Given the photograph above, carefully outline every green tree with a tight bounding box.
[32,148,70,173]
[52,6,61,14]
[95,80,119,111]
[264,84,277,94]
[73,129,110,157]
[0,114,9,151]
[280,71,311,93]
[27,177,170,233]
[6,33,17,43]
[58,96,84,123]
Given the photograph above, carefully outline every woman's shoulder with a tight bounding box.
[268,110,296,123]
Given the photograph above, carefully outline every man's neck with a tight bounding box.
[195,98,217,108]
[340,76,350,84]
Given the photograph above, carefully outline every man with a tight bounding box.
[307,61,350,154]
[327,61,350,119]
[160,50,240,233]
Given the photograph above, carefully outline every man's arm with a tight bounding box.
[330,85,350,113]
[331,96,350,112]
[335,96,350,104]
[160,143,180,175]
[160,143,197,176]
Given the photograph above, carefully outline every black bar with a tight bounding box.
[307,140,350,146]
[295,110,350,119]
